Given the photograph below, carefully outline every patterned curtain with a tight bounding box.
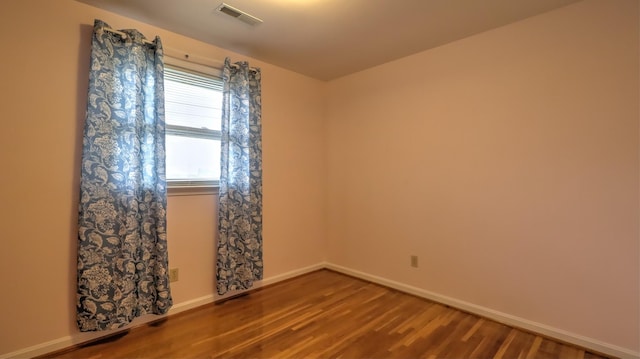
[77,20,172,332]
[217,58,263,295]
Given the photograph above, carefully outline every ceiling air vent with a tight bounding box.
[216,3,263,26]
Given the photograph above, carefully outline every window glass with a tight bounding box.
[165,76,222,130]
[166,135,221,182]
[164,64,222,187]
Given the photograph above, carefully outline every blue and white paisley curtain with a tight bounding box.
[77,20,172,332]
[217,58,263,295]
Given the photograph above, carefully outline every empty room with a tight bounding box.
[0,0,638,358]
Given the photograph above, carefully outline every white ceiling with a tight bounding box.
[75,0,582,81]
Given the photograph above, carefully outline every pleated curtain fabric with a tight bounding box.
[217,58,263,295]
[76,19,172,332]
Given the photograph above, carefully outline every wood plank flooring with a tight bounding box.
[42,270,610,359]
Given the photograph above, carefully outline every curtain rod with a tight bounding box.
[102,27,155,46]
[164,48,227,69]
[100,27,250,71]
[101,27,227,69]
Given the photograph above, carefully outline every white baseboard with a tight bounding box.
[260,262,326,287]
[324,262,640,359]
[0,294,220,359]
[0,263,324,359]
[3,262,637,359]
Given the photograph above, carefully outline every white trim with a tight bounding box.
[211,262,326,302]
[0,294,219,359]
[3,262,638,359]
[167,185,219,197]
[0,336,76,359]
[260,262,326,287]
[324,262,640,359]
[0,264,324,359]
[163,53,223,76]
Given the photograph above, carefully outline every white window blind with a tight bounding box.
[164,65,223,187]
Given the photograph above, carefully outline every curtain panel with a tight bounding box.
[77,20,172,332]
[217,58,263,295]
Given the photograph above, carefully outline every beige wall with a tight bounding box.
[326,0,639,352]
[0,0,326,355]
[1,0,638,356]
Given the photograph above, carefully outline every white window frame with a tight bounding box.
[164,56,223,195]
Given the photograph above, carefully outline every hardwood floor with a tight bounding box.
[42,270,610,359]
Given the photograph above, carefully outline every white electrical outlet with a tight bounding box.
[169,268,179,282]
[410,255,418,268]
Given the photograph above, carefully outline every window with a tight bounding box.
[164,60,223,189]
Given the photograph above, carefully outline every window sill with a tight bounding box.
[168,185,219,197]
